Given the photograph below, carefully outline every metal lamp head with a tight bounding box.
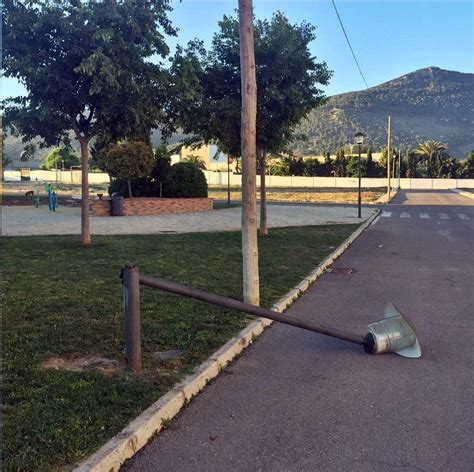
[354,132,365,145]
[363,303,421,358]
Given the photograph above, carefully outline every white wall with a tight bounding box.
[4,170,110,184]
[5,169,473,190]
[203,171,474,190]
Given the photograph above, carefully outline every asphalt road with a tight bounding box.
[125,190,474,472]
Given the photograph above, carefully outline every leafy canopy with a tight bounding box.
[98,142,154,181]
[2,0,176,146]
[173,11,331,156]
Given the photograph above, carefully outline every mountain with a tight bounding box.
[292,67,474,157]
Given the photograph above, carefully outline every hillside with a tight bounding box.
[4,67,473,168]
[292,67,474,157]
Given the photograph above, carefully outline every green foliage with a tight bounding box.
[99,142,154,181]
[173,11,331,157]
[345,156,367,178]
[366,149,374,177]
[3,0,176,156]
[164,162,208,198]
[303,158,321,177]
[457,151,474,178]
[40,147,80,170]
[333,149,346,177]
[184,154,207,170]
[99,141,154,197]
[416,140,448,178]
[108,145,172,197]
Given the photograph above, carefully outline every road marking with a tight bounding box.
[381,211,392,217]
[400,212,410,218]
[419,213,430,219]
[439,213,450,219]
[457,213,470,220]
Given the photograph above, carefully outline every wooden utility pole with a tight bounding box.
[238,0,260,305]
[387,116,391,197]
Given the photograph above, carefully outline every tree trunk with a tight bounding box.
[259,147,268,236]
[80,139,92,246]
[127,180,133,199]
[239,0,260,305]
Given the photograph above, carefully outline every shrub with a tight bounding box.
[164,162,208,198]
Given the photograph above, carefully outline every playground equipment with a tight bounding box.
[44,183,58,211]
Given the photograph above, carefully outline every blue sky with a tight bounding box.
[2,0,473,100]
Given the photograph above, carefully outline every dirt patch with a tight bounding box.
[42,355,122,374]
[208,190,384,204]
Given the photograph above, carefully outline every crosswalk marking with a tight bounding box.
[379,211,472,221]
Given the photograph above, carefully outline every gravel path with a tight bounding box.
[1,204,375,236]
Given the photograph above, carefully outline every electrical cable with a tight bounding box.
[331,0,370,90]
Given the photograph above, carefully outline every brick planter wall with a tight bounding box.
[91,197,213,217]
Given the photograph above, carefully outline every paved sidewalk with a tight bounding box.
[1,204,374,236]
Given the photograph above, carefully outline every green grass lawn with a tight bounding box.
[2,225,358,471]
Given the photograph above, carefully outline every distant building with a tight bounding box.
[172,144,236,171]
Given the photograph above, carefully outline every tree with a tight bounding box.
[173,12,330,235]
[40,147,80,170]
[366,148,374,177]
[333,149,346,177]
[3,0,176,246]
[184,155,207,170]
[239,0,260,305]
[304,158,321,177]
[405,149,418,178]
[457,151,474,179]
[98,142,154,198]
[321,152,333,176]
[345,155,367,178]
[286,156,305,176]
[433,152,457,178]
[416,140,447,178]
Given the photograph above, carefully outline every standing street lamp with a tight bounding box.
[354,132,365,218]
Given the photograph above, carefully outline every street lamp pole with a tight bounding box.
[354,132,365,219]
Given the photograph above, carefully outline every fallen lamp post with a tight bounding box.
[121,265,421,373]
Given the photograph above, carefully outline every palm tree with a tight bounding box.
[184,154,207,170]
[416,140,447,178]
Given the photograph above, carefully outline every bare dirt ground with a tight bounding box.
[208,187,385,204]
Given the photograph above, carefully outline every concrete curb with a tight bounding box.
[74,209,380,472]
[372,187,398,205]
[450,188,474,199]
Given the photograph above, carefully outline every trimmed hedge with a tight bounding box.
[164,162,208,198]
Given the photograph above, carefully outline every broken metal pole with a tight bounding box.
[138,274,365,346]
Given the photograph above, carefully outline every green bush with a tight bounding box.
[108,176,158,197]
[164,162,208,198]
[107,145,172,198]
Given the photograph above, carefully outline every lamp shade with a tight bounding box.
[354,132,365,145]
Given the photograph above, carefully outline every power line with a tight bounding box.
[331,0,370,90]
